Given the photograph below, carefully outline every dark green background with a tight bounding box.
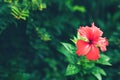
[0,0,120,80]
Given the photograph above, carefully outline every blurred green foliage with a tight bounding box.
[0,0,120,80]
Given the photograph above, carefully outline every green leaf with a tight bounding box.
[71,36,77,43]
[97,54,111,66]
[57,44,77,64]
[99,68,106,76]
[11,6,20,15]
[39,3,46,11]
[92,72,102,80]
[11,5,29,20]
[77,32,88,41]
[41,3,46,9]
[61,42,75,54]
[77,32,81,39]
[72,6,86,13]
[66,64,79,76]
[95,67,106,76]
[92,67,106,80]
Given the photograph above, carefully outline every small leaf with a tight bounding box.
[57,45,77,64]
[61,42,75,54]
[71,36,77,43]
[39,3,46,11]
[77,32,81,39]
[72,6,86,13]
[92,72,102,80]
[11,6,29,20]
[97,54,111,66]
[41,3,46,9]
[92,67,106,80]
[11,6,20,14]
[66,64,79,76]
[77,32,88,41]
[99,68,106,76]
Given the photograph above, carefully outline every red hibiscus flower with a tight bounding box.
[76,23,108,60]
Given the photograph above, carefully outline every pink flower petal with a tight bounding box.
[76,40,91,56]
[86,45,100,60]
[76,22,108,60]
[98,37,108,51]
[78,23,103,43]
[78,26,92,40]
[91,23,103,43]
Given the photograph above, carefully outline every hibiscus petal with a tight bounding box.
[91,23,103,43]
[76,40,90,56]
[78,23,103,43]
[97,37,108,51]
[86,45,100,60]
[78,26,92,40]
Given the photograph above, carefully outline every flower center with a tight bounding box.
[89,40,93,44]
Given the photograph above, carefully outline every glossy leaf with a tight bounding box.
[61,42,75,54]
[97,54,111,66]
[92,72,102,80]
[58,45,77,64]
[66,64,79,76]
[92,67,106,80]
[73,6,86,13]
